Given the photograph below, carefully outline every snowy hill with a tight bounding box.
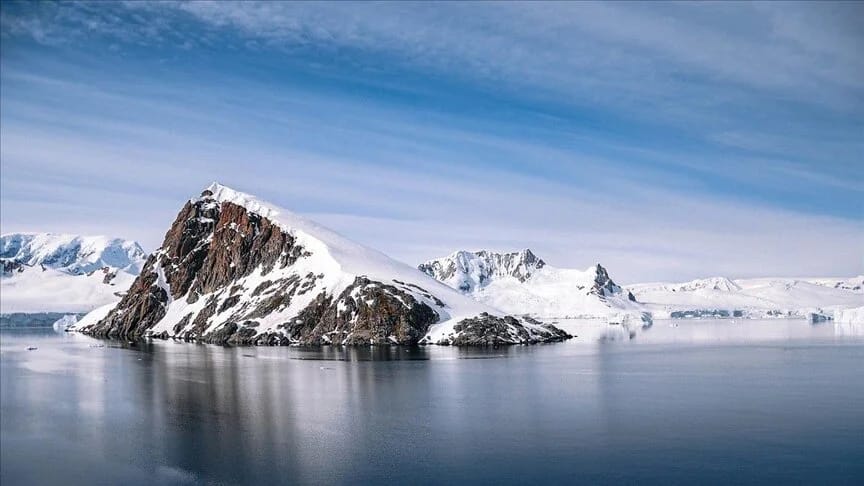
[628,276,864,319]
[0,233,146,313]
[74,183,570,346]
[419,250,644,319]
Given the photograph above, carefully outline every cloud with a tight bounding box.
[153,1,864,106]
[1,1,861,282]
[5,2,863,104]
[3,100,861,282]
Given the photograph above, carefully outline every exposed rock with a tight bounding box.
[102,268,117,285]
[591,264,626,299]
[430,312,571,346]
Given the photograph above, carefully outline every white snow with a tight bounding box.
[51,314,79,331]
[471,265,644,318]
[629,276,863,319]
[1,233,145,274]
[1,232,145,313]
[0,265,139,313]
[68,302,116,331]
[421,250,643,319]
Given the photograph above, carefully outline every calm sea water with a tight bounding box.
[2,319,863,485]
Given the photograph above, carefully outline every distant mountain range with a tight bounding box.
[0,233,146,313]
[418,251,862,322]
[4,185,862,332]
[628,276,863,319]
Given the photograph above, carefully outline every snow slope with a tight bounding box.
[420,250,644,319]
[629,276,864,319]
[0,233,146,313]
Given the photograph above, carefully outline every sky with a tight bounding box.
[1,1,862,283]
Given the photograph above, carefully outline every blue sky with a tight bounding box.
[1,1,862,282]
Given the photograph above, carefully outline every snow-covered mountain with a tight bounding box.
[0,233,146,313]
[74,183,571,346]
[419,250,643,319]
[418,249,546,292]
[628,276,864,319]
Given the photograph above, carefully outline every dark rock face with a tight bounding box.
[102,267,117,285]
[590,264,625,299]
[429,312,571,346]
[85,262,167,338]
[83,196,303,339]
[0,260,24,275]
[275,277,440,346]
[159,198,304,302]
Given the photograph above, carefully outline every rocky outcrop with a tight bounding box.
[78,184,572,347]
[425,313,572,346]
[591,264,635,301]
[1,260,24,275]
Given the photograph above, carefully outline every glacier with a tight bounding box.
[0,232,146,313]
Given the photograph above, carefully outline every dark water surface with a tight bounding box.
[2,320,863,485]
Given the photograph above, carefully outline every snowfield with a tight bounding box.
[1,233,146,313]
[469,265,644,318]
[628,276,863,319]
[420,249,646,320]
[0,267,138,313]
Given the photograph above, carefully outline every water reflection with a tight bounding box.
[2,322,864,485]
[551,317,859,345]
[835,320,864,337]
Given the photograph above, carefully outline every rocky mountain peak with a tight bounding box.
[590,263,635,301]
[77,184,571,346]
[418,248,546,292]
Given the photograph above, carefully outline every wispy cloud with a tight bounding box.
[1,1,861,281]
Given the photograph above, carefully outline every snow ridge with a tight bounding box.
[0,232,146,313]
[420,250,642,319]
[1,232,145,275]
[418,249,545,292]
